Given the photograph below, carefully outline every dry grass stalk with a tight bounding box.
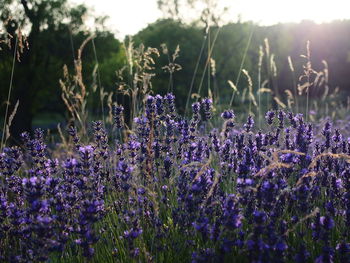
[4,100,19,144]
[191,161,212,183]
[1,27,22,149]
[227,80,238,93]
[202,170,220,207]
[57,123,67,148]
[254,149,305,179]
[284,207,320,235]
[274,96,286,109]
[287,55,298,112]
[258,45,264,127]
[60,35,95,135]
[106,92,114,124]
[242,69,257,113]
[294,153,350,185]
[296,171,317,186]
[299,41,317,120]
[161,44,182,93]
[308,153,350,169]
[272,150,305,162]
[270,54,277,77]
[285,89,294,109]
[254,162,292,177]
[258,87,272,94]
[118,41,160,125]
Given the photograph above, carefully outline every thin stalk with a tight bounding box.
[1,35,18,150]
[68,26,76,61]
[197,27,220,98]
[288,56,298,113]
[258,66,261,126]
[264,38,271,109]
[306,87,309,122]
[166,51,174,93]
[167,72,173,94]
[229,23,254,107]
[305,41,311,122]
[185,33,207,115]
[258,46,263,128]
[92,39,105,125]
[207,25,211,98]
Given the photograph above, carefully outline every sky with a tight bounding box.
[72,0,350,39]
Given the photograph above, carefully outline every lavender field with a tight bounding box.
[2,0,350,262]
[1,93,350,262]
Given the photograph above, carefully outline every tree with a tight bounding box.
[0,0,124,143]
[0,0,84,143]
[157,0,228,26]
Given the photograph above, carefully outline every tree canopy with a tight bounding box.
[0,0,124,142]
[1,1,350,141]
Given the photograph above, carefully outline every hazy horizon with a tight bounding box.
[72,0,350,39]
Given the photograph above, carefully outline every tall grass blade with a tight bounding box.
[1,35,18,150]
[229,23,254,107]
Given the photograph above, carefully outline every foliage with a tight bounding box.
[133,19,204,112]
[2,13,350,137]
[0,0,124,142]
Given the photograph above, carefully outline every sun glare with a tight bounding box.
[73,0,350,38]
[227,0,350,25]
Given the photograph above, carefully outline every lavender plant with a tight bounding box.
[1,93,350,262]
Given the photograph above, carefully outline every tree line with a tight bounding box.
[1,0,350,141]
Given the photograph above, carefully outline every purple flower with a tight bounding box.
[113,104,124,129]
[244,115,254,132]
[221,110,235,120]
[201,98,212,121]
[320,216,335,230]
[165,93,176,116]
[265,110,275,125]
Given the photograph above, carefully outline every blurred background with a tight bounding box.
[1,0,350,142]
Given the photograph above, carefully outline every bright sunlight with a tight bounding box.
[75,0,350,38]
[232,0,350,25]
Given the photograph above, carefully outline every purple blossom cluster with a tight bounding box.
[1,95,350,262]
[0,130,105,261]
